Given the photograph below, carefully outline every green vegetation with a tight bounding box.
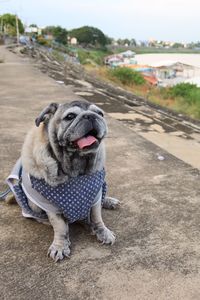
[108,46,200,54]
[168,83,197,99]
[37,36,51,46]
[29,24,38,28]
[42,26,68,45]
[116,38,137,46]
[166,83,200,118]
[0,13,24,35]
[108,67,145,85]
[77,48,111,65]
[69,26,107,47]
[51,50,66,62]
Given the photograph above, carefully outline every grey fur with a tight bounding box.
[35,102,58,127]
[21,100,119,262]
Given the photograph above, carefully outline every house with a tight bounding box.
[120,50,136,58]
[25,26,38,34]
[104,50,136,67]
[104,55,123,66]
[24,25,42,36]
[68,36,77,45]
[149,61,200,87]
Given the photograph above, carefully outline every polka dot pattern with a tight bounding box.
[13,185,48,220]
[13,169,107,223]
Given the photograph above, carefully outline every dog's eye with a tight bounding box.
[64,113,77,121]
[97,111,104,117]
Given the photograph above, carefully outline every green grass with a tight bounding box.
[167,83,200,119]
[51,50,66,62]
[108,46,200,55]
[77,48,111,65]
[133,47,200,54]
[108,67,145,85]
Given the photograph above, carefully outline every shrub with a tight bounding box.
[169,83,197,98]
[109,67,145,85]
[37,36,51,46]
[187,89,200,104]
[168,82,200,119]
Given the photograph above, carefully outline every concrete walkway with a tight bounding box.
[1,46,200,300]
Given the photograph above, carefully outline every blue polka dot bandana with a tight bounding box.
[13,184,47,220]
[13,169,107,223]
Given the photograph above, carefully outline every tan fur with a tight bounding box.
[21,123,58,184]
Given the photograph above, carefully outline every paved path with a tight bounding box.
[1,46,200,300]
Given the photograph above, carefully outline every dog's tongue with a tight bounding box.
[76,135,97,149]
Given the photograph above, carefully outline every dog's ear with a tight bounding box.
[35,103,58,127]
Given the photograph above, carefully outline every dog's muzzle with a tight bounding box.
[60,114,107,151]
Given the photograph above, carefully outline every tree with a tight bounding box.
[172,42,183,48]
[116,38,135,46]
[69,26,107,46]
[117,38,124,45]
[130,38,137,46]
[29,24,38,28]
[42,26,68,45]
[123,38,130,46]
[105,35,114,45]
[0,13,24,35]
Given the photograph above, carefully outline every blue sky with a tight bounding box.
[0,0,199,42]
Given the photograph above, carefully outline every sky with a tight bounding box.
[0,0,199,43]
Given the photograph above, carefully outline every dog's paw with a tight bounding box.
[47,239,71,262]
[103,197,120,210]
[96,227,116,245]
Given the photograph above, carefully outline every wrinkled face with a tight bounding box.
[51,100,107,154]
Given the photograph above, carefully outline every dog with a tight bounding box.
[8,100,119,262]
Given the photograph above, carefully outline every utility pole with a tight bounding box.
[0,17,3,34]
[15,14,19,45]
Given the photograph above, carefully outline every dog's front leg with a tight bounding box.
[91,200,116,245]
[47,212,71,262]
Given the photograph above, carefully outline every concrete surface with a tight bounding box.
[1,46,200,300]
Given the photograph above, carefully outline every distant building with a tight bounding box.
[44,34,54,40]
[104,50,136,67]
[70,37,77,45]
[25,26,38,34]
[24,25,42,36]
[113,41,119,46]
[149,61,200,87]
